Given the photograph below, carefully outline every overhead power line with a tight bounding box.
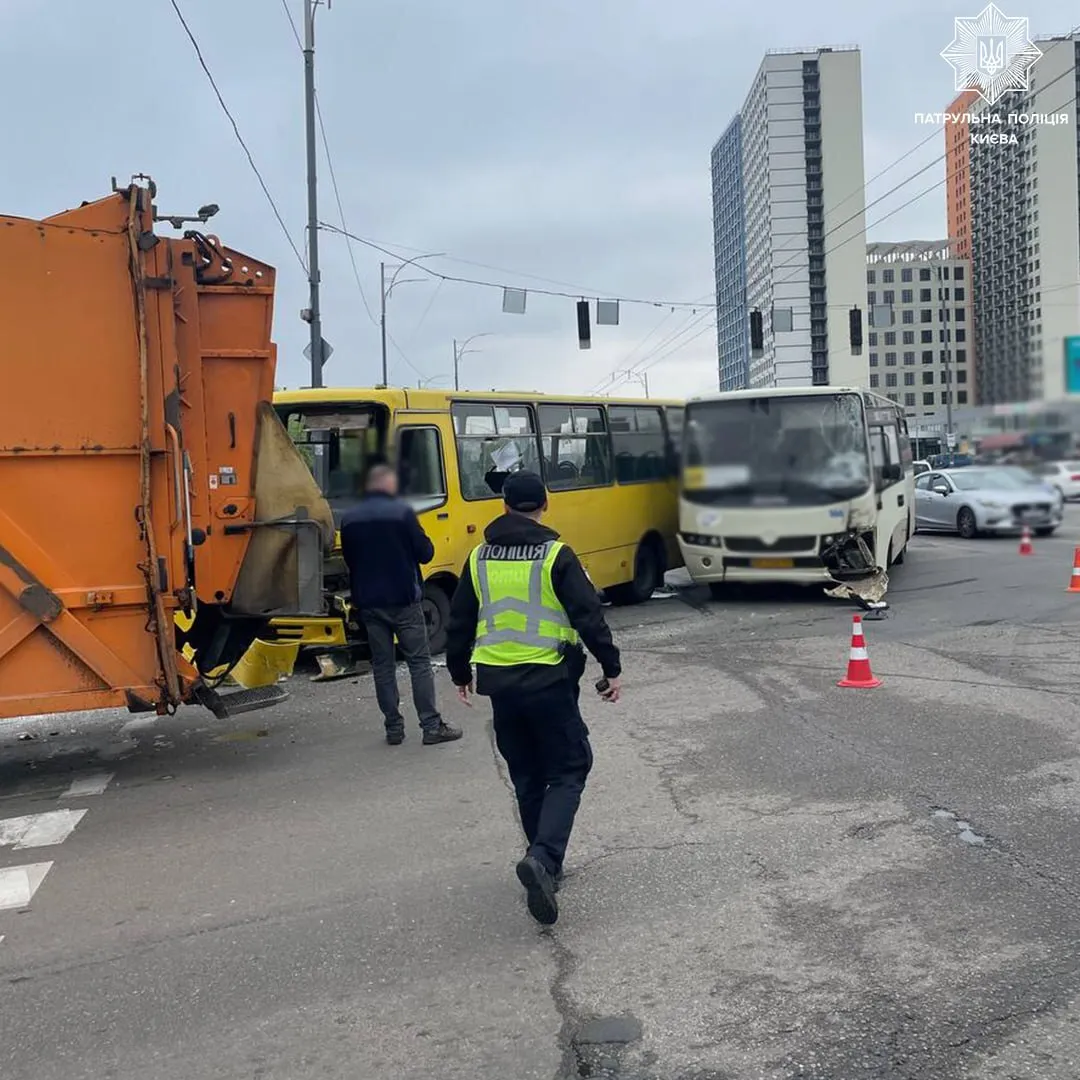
[319,223,718,310]
[170,0,307,274]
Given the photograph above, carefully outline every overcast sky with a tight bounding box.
[1,0,1075,398]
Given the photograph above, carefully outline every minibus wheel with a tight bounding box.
[422,581,452,654]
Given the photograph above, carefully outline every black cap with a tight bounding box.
[502,470,547,513]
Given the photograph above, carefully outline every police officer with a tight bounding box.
[445,470,622,925]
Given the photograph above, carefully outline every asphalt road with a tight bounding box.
[3,507,1080,1079]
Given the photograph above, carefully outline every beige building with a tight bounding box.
[865,241,975,428]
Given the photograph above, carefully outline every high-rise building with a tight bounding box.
[945,89,978,261]
[966,34,1080,403]
[711,116,749,390]
[711,46,869,391]
[865,242,975,428]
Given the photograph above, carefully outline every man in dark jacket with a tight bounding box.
[446,470,621,924]
[339,464,462,746]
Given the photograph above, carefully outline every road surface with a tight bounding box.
[3,508,1080,1079]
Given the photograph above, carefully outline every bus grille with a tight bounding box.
[724,536,817,554]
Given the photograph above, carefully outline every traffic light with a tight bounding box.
[849,306,863,354]
[577,300,591,350]
[749,309,764,357]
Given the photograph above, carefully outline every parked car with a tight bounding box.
[914,466,1063,539]
[913,459,931,477]
[928,452,973,469]
[1029,460,1080,501]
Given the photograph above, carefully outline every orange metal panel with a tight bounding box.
[0,183,282,721]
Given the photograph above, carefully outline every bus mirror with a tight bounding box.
[882,463,902,482]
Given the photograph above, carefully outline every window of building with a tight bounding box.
[867,270,876,284]
[868,333,878,347]
[885,352,897,366]
[957,369,967,384]
[954,287,965,301]
[942,266,950,279]
[919,288,932,302]
[921,329,933,343]
[886,373,897,388]
[904,372,915,386]
[883,290,895,304]
[904,392,916,406]
[883,268,894,283]
[940,370,950,384]
[869,373,880,388]
[537,404,613,490]
[922,350,933,364]
[902,309,914,325]
[901,268,913,282]
[955,308,966,321]
[940,392,950,405]
[887,394,899,403]
[920,268,932,281]
[608,405,668,482]
[921,309,933,323]
[922,371,934,385]
[902,330,914,344]
[923,392,935,405]
[452,402,542,500]
[868,291,877,306]
[955,329,966,343]
[869,353,879,366]
[904,351,915,365]
[901,289,913,304]
[957,390,968,404]
[884,331,896,345]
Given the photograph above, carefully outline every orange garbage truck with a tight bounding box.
[0,178,332,722]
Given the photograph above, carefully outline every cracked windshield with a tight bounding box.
[4,1,1080,1079]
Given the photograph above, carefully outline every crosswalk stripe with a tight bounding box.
[61,772,114,799]
[0,863,53,911]
[0,809,87,850]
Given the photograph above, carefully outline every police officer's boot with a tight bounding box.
[515,855,558,925]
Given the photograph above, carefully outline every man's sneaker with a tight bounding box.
[385,729,405,746]
[422,721,463,745]
[515,855,559,925]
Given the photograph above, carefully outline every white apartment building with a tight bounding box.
[712,46,869,390]
[968,34,1080,403]
[865,241,975,429]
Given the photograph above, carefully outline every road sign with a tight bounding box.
[1065,335,1080,394]
[945,432,957,450]
[303,339,334,367]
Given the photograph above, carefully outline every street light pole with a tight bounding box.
[303,0,324,389]
[379,253,444,388]
[379,261,388,386]
[453,332,492,391]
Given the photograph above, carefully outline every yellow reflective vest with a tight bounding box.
[468,540,580,667]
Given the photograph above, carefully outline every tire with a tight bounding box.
[421,580,452,655]
[708,582,727,601]
[892,538,906,566]
[957,507,978,539]
[1035,526,1056,538]
[607,538,664,606]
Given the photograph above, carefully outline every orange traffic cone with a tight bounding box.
[1067,547,1080,593]
[1019,526,1033,556]
[837,614,882,689]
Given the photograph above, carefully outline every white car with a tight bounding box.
[913,460,931,477]
[1030,460,1080,501]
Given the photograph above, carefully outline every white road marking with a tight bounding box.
[61,772,114,799]
[0,863,53,910]
[0,809,87,850]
